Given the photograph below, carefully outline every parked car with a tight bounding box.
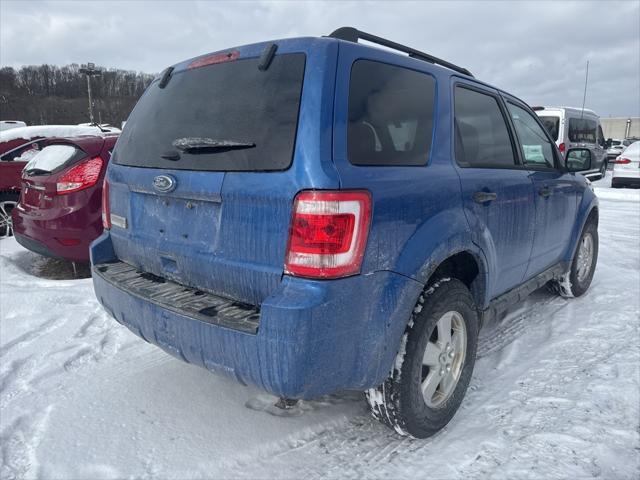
[0,125,120,238]
[90,28,599,439]
[606,139,626,159]
[611,141,640,188]
[606,138,636,159]
[12,134,118,261]
[0,120,27,132]
[535,106,608,179]
[0,138,51,238]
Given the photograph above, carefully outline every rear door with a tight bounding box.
[106,41,340,306]
[453,82,536,298]
[503,99,578,277]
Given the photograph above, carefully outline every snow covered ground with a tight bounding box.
[1,173,638,479]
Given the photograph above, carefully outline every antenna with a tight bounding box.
[580,60,589,119]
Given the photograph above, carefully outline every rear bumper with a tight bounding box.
[91,232,422,399]
[611,175,640,187]
[12,205,100,262]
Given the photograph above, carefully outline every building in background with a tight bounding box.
[601,117,640,139]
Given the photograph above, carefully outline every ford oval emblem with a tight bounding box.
[153,174,176,193]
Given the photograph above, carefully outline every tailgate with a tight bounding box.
[108,165,298,306]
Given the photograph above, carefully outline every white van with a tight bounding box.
[534,106,607,179]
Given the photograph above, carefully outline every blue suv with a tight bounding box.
[91,28,599,438]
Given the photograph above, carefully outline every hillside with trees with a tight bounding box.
[0,64,155,126]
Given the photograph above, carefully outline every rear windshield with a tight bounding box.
[538,116,560,141]
[24,145,84,174]
[568,117,597,143]
[114,53,306,171]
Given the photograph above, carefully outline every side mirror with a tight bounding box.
[566,148,592,172]
[605,138,613,149]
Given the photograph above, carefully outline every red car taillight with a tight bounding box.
[285,190,371,279]
[56,156,103,195]
[613,157,631,164]
[101,178,111,229]
[559,142,566,154]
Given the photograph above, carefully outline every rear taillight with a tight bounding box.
[613,157,631,164]
[559,142,566,154]
[102,178,111,229]
[56,156,103,195]
[285,190,371,279]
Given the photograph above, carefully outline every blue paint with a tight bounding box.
[91,35,597,399]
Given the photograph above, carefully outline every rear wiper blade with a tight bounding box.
[172,137,255,153]
[24,168,50,175]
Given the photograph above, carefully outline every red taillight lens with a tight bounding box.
[559,142,566,154]
[614,157,631,164]
[102,178,111,229]
[285,190,372,279]
[56,156,103,195]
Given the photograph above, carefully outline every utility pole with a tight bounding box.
[580,60,589,119]
[79,63,102,124]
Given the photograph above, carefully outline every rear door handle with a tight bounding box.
[539,186,552,198]
[473,191,497,203]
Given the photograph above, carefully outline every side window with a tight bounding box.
[454,86,517,168]
[507,103,556,169]
[348,60,435,166]
[568,118,597,143]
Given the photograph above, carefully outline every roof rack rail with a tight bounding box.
[328,27,473,77]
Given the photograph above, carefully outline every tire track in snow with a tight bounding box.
[477,292,568,359]
[0,405,53,480]
[229,289,572,478]
[0,317,62,360]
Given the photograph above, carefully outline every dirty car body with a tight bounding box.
[90,32,598,421]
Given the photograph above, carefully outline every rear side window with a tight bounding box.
[568,117,597,143]
[24,145,84,174]
[454,86,516,168]
[348,60,435,166]
[538,115,560,141]
[115,54,306,171]
[507,103,556,169]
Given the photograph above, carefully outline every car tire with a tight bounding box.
[0,193,19,239]
[598,160,607,179]
[549,219,598,298]
[365,278,479,439]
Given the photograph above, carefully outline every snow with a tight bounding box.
[1,172,639,479]
[0,125,120,143]
[23,145,77,173]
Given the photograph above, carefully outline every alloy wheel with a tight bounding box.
[421,310,467,408]
[0,200,17,238]
[576,232,594,282]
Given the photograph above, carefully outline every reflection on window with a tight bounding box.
[507,103,555,168]
[348,60,435,166]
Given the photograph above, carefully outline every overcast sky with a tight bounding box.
[1,0,638,117]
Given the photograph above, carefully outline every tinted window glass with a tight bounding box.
[507,103,555,168]
[348,60,435,166]
[454,87,516,168]
[597,125,605,146]
[568,117,597,143]
[115,54,305,171]
[538,115,560,141]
